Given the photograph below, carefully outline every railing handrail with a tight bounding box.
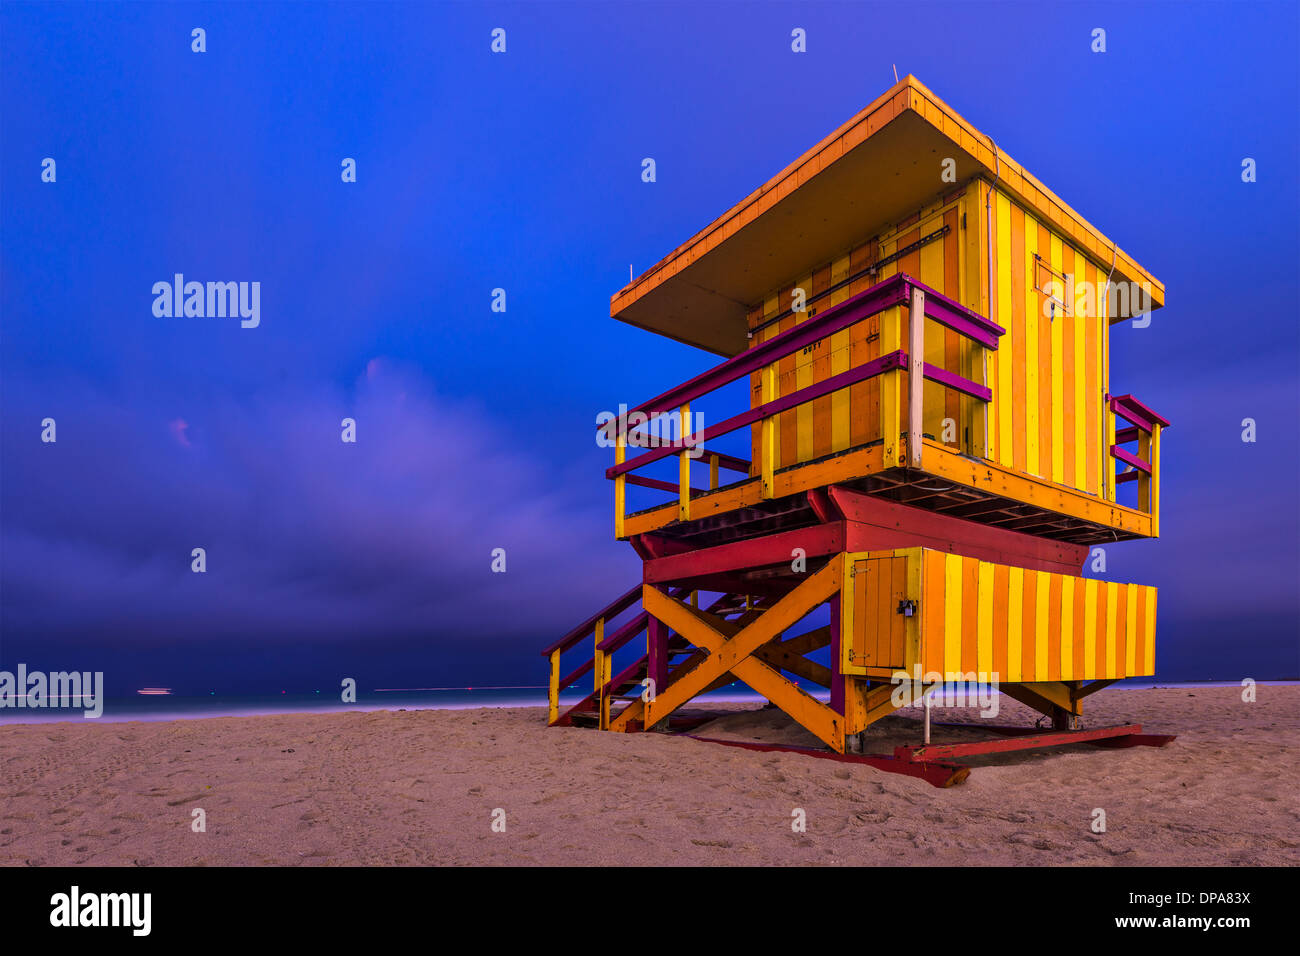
[597,272,1003,443]
[540,583,642,656]
[607,351,907,479]
[1109,393,1170,433]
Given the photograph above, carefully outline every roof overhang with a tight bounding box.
[612,75,1165,357]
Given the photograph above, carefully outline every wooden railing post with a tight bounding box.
[547,648,561,725]
[709,453,719,490]
[761,365,776,498]
[594,616,609,730]
[1149,424,1161,536]
[678,403,691,521]
[1104,403,1117,502]
[614,433,626,538]
[907,287,925,469]
[881,307,902,465]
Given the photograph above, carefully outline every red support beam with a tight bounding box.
[643,522,845,585]
[896,723,1150,761]
[829,486,1088,575]
[829,593,844,716]
[648,614,669,694]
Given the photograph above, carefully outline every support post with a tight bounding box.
[907,286,925,469]
[614,434,626,538]
[678,402,691,521]
[1149,424,1161,536]
[1138,429,1152,515]
[761,365,776,498]
[594,617,609,730]
[881,304,902,465]
[547,648,561,725]
[829,592,844,716]
[647,614,668,703]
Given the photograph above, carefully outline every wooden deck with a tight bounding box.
[622,438,1152,548]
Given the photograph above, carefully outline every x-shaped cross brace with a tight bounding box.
[640,561,845,751]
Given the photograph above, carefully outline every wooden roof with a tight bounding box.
[612,75,1166,357]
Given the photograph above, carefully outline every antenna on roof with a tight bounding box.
[893,64,899,83]
[629,264,634,283]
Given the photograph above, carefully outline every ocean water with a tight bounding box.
[0,684,776,725]
[0,680,1290,726]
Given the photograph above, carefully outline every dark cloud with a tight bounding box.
[1,362,639,687]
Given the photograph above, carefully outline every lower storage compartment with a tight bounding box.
[840,547,1156,682]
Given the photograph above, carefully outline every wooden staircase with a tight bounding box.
[542,586,766,731]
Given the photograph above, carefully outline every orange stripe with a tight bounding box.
[1021,568,1037,682]
[849,243,877,448]
[1083,258,1099,494]
[1062,249,1076,487]
[811,265,833,459]
[1115,584,1128,679]
[1046,572,1062,681]
[988,190,1001,461]
[1009,206,1027,473]
[923,552,945,675]
[778,307,797,468]
[961,556,979,675]
[1073,577,1087,679]
[1095,579,1107,676]
[1134,587,1147,677]
[1037,222,1053,478]
[943,208,961,434]
[992,563,1009,682]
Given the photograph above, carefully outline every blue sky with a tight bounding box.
[2,1,1297,692]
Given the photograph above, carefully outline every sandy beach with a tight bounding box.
[1,685,1296,866]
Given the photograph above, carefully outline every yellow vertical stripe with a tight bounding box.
[1105,584,1118,678]
[1034,570,1050,680]
[1102,276,1113,501]
[977,560,994,678]
[829,255,850,453]
[1126,583,1139,676]
[762,296,780,466]
[1024,222,1040,476]
[920,224,945,442]
[794,276,813,463]
[996,193,1014,468]
[1006,566,1023,682]
[1144,588,1157,674]
[1083,578,1097,677]
[1071,247,1087,490]
[1060,574,1074,681]
[1050,235,1065,485]
[943,553,963,676]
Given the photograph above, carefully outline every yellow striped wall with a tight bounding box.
[986,184,1109,497]
[842,548,1157,682]
[741,179,1115,504]
[747,186,978,470]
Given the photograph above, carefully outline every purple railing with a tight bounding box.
[601,272,1004,522]
[1109,394,1168,516]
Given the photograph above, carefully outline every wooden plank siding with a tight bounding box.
[842,548,1156,681]
[747,186,981,470]
[743,179,1112,505]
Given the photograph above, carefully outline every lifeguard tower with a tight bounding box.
[543,77,1173,783]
